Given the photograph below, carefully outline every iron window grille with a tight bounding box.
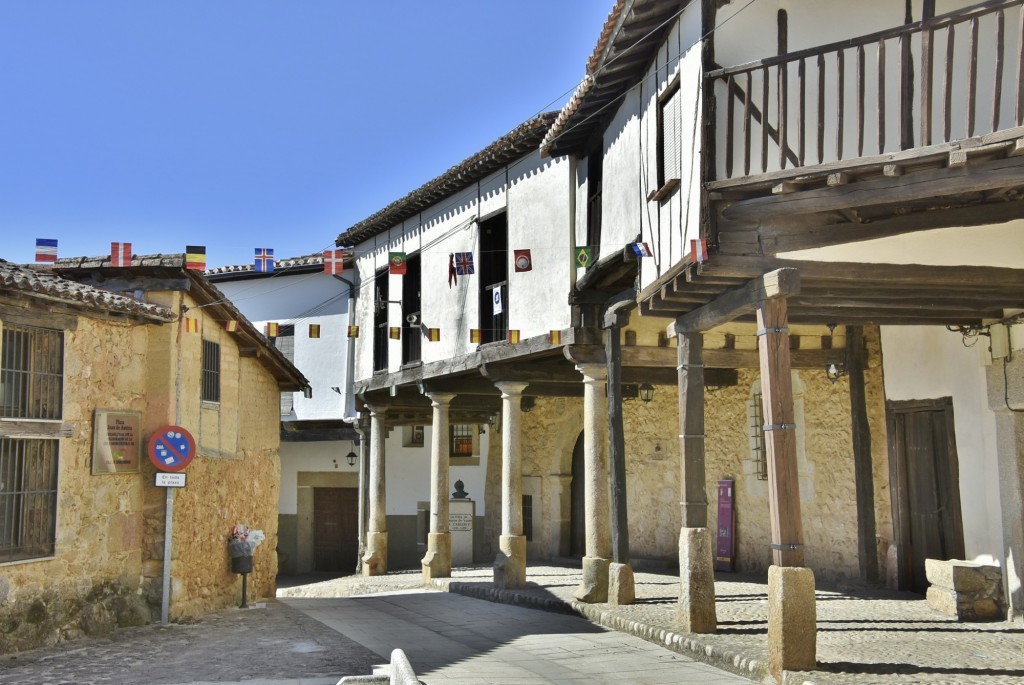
[201,339,221,403]
[450,424,474,457]
[0,323,63,420]
[0,438,58,563]
[750,390,769,481]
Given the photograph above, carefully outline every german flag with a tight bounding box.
[427,328,440,342]
[265,322,280,338]
[508,330,521,344]
[309,324,321,339]
[469,329,481,344]
[186,245,206,270]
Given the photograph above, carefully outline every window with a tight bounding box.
[201,339,220,403]
[274,325,295,415]
[654,77,682,198]
[402,254,421,366]
[0,438,58,562]
[748,389,769,481]
[478,213,508,343]
[522,494,533,542]
[450,424,474,457]
[373,268,389,372]
[1,323,63,420]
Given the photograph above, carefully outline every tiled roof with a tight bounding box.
[206,251,350,277]
[336,112,560,246]
[0,258,176,322]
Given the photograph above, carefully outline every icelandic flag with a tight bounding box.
[254,248,275,273]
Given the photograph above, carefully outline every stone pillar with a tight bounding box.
[493,381,529,589]
[574,363,611,603]
[355,413,370,573]
[422,392,455,582]
[362,404,388,576]
[676,330,717,632]
[768,566,817,681]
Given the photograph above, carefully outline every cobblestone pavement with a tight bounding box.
[279,564,1024,685]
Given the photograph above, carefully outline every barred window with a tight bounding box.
[450,424,474,457]
[0,438,58,563]
[748,389,769,481]
[201,339,220,403]
[1,323,63,420]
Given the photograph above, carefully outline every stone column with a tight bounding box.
[355,413,370,574]
[361,404,388,576]
[574,363,611,603]
[493,381,529,589]
[422,392,455,582]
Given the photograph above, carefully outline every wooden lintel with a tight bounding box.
[671,268,801,334]
[482,363,582,384]
[0,420,76,439]
[238,346,259,358]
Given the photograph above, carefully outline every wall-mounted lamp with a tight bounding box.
[487,412,502,432]
[521,396,535,413]
[345,451,358,467]
[826,362,848,384]
[639,382,655,403]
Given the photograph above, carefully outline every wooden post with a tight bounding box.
[605,309,630,564]
[678,332,708,528]
[755,297,805,567]
[846,326,879,583]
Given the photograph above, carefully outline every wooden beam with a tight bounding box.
[672,268,801,334]
[846,326,879,583]
[678,332,707,528]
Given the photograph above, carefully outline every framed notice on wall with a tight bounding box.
[91,409,142,475]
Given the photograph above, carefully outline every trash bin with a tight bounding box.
[229,538,253,574]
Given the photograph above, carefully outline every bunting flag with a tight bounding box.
[185,245,207,270]
[427,328,440,342]
[388,252,407,275]
[389,326,401,340]
[513,249,532,272]
[309,324,321,339]
[630,242,653,258]
[690,238,708,264]
[574,246,593,269]
[265,322,280,338]
[448,253,456,288]
[185,318,199,333]
[347,325,360,338]
[225,320,239,332]
[454,252,475,275]
[507,330,521,344]
[111,242,132,267]
[323,249,345,275]
[35,238,58,263]
[549,330,562,345]
[469,329,482,344]
[491,285,503,315]
[254,248,275,273]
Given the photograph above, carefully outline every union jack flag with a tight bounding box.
[455,252,475,275]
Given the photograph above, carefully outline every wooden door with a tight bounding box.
[569,432,585,558]
[887,398,965,594]
[313,487,358,573]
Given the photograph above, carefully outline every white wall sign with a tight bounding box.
[155,473,187,488]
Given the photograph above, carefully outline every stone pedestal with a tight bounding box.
[678,527,717,633]
[362,531,388,577]
[450,498,475,567]
[767,565,816,682]
[421,533,451,582]
[574,556,610,603]
[609,562,635,606]
[494,534,526,589]
[926,558,1004,620]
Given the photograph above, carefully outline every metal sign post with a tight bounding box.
[148,425,196,626]
[161,487,174,625]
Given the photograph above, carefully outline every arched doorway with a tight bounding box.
[569,431,585,558]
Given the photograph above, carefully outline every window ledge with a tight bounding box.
[647,178,681,202]
[450,456,481,467]
[201,400,220,410]
[0,419,73,439]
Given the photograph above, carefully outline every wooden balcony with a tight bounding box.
[708,0,1024,184]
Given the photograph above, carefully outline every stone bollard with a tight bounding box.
[925,558,1004,620]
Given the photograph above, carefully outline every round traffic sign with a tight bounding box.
[147,425,196,472]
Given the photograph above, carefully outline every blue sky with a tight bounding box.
[0,1,611,268]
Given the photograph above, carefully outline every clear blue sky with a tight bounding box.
[0,1,611,268]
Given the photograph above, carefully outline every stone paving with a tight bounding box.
[279,563,1024,685]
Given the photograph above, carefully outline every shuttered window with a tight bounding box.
[657,80,682,189]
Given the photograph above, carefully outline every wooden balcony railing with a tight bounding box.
[708,0,1024,180]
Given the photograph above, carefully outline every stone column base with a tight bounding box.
[768,565,816,682]
[362,531,388,577]
[493,534,526,589]
[678,527,717,633]
[422,532,452,582]
[574,556,610,603]
[609,562,635,606]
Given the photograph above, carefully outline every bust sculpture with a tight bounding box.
[452,480,469,499]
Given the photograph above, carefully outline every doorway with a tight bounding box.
[313,487,359,572]
[886,398,965,594]
[569,432,585,558]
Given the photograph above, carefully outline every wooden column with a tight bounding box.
[679,332,708,528]
[755,297,805,567]
[846,325,878,582]
[604,312,630,564]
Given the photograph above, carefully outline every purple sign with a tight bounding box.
[715,479,735,572]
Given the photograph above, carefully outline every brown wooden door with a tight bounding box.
[313,487,358,573]
[887,398,965,594]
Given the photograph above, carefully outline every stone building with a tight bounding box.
[0,254,306,653]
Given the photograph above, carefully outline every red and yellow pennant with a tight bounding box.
[184,318,199,333]
[265,322,280,338]
[224,320,239,332]
[347,325,360,338]
[549,330,562,345]
[389,326,401,340]
[508,330,521,344]
[309,324,321,339]
[469,329,481,344]
[427,328,440,342]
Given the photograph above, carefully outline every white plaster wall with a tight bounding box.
[599,88,643,259]
[278,440,359,514]
[880,325,1002,564]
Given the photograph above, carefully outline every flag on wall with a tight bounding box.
[507,330,521,344]
[448,253,456,288]
[574,246,593,269]
[389,326,401,340]
[309,324,321,339]
[255,248,275,273]
[454,252,474,275]
[491,285,503,316]
[388,252,407,275]
[265,322,280,338]
[549,330,562,345]
[225,320,239,332]
[186,245,207,270]
[630,242,653,257]
[513,249,532,272]
[185,318,199,333]
[470,329,482,343]
[690,238,708,264]
[111,242,132,267]
[35,238,57,263]
[347,325,360,338]
[323,249,345,275]
[427,328,440,342]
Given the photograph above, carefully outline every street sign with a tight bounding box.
[155,472,187,488]
[147,425,196,472]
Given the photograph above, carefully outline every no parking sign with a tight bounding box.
[147,425,196,473]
